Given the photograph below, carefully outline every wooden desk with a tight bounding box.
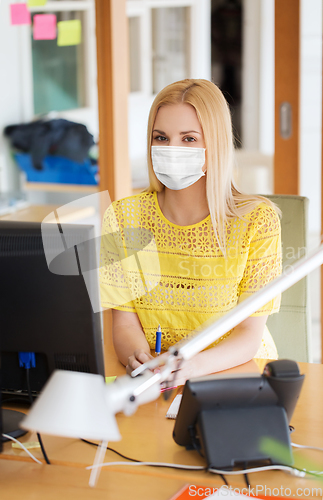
[2,360,323,498]
[24,182,98,194]
[0,460,187,500]
[0,204,95,223]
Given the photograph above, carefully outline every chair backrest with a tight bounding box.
[265,195,312,362]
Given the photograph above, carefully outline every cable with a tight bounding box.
[25,368,34,405]
[220,474,228,486]
[25,368,51,465]
[289,442,323,477]
[244,473,250,488]
[82,444,208,473]
[292,442,323,452]
[82,441,207,472]
[36,433,51,465]
[4,434,320,481]
[2,433,42,465]
[82,440,323,478]
[81,439,141,463]
[81,439,228,485]
[198,462,318,479]
[208,465,306,477]
[1,396,33,405]
[82,440,317,481]
[86,460,207,471]
[86,460,311,478]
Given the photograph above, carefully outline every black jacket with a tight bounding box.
[4,119,95,170]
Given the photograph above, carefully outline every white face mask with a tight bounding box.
[151,146,206,191]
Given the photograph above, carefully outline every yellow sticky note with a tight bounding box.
[12,441,40,450]
[57,20,81,47]
[27,0,47,6]
[105,376,117,384]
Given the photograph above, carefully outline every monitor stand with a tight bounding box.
[1,409,28,442]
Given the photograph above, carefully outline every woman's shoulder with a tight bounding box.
[103,191,156,226]
[230,198,281,239]
[235,196,279,220]
[248,200,280,224]
[244,200,281,238]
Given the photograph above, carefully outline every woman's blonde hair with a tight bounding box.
[146,79,279,254]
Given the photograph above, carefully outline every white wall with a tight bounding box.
[300,0,322,235]
[259,0,275,155]
[242,0,275,154]
[0,1,27,192]
[242,0,261,150]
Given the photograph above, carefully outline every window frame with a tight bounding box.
[126,3,151,97]
[126,0,210,98]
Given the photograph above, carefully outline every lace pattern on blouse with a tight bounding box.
[100,191,282,358]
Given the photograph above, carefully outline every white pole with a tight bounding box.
[89,440,108,488]
[174,244,323,360]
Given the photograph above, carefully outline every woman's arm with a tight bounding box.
[112,309,154,371]
[171,315,268,386]
[113,310,267,383]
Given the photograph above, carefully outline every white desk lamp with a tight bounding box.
[21,243,323,486]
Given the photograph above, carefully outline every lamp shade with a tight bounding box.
[21,370,121,442]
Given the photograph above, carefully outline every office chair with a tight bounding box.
[265,195,312,362]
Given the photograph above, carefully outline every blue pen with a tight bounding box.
[155,324,162,356]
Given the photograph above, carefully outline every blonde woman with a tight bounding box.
[100,79,281,386]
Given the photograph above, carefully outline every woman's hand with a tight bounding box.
[126,349,154,375]
[112,310,152,368]
[166,358,196,387]
[154,353,195,388]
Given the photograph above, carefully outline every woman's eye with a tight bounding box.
[154,135,167,142]
[184,136,196,142]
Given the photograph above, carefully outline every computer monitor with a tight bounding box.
[0,220,105,441]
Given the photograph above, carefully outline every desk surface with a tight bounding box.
[0,204,95,223]
[2,359,323,498]
[0,460,189,500]
[1,457,321,500]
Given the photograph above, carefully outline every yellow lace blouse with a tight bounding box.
[100,191,282,359]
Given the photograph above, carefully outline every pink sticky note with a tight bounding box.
[33,14,57,40]
[10,4,31,25]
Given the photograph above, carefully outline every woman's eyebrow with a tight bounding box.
[152,129,167,134]
[152,129,201,135]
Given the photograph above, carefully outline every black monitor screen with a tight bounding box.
[0,220,104,398]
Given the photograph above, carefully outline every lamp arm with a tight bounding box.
[173,243,323,361]
[132,243,323,376]
[105,362,176,416]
